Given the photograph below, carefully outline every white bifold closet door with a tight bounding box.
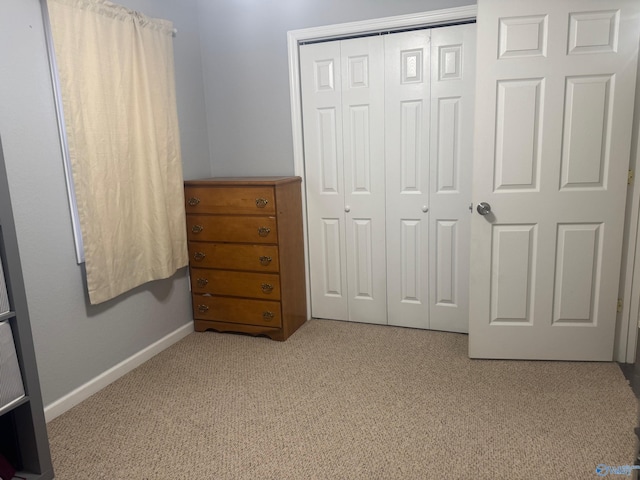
[301,24,475,332]
[300,36,387,325]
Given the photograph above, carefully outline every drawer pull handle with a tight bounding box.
[263,311,274,322]
[191,224,203,234]
[196,278,209,288]
[261,283,274,294]
[256,198,269,208]
[197,304,209,313]
[193,252,206,262]
[259,256,272,266]
[188,197,200,206]
[258,227,271,237]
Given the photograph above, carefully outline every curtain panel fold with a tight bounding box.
[48,0,187,304]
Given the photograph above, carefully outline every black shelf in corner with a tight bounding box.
[0,310,16,322]
[0,135,53,479]
[0,395,29,417]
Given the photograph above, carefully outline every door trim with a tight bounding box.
[287,6,478,322]
[618,105,640,362]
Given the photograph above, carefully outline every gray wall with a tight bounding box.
[197,0,475,176]
[0,0,210,405]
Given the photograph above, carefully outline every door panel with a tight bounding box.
[470,0,640,360]
[353,219,374,298]
[494,79,543,191]
[429,24,476,332]
[321,218,344,298]
[490,224,536,324]
[342,36,387,324]
[435,220,458,306]
[400,101,424,191]
[435,97,461,192]
[552,223,602,324]
[317,108,341,193]
[400,220,422,304]
[561,76,611,189]
[301,41,348,321]
[385,30,431,329]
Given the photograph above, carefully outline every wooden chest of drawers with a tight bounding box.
[184,177,307,341]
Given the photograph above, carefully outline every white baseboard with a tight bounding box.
[44,322,194,422]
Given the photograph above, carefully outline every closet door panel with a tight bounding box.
[341,36,387,324]
[301,41,349,321]
[385,30,431,329]
[429,23,476,333]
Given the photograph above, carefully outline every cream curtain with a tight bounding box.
[48,0,188,304]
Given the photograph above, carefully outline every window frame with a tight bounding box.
[41,0,85,264]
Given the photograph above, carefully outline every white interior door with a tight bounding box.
[429,24,476,333]
[384,30,431,329]
[469,0,640,360]
[301,41,348,321]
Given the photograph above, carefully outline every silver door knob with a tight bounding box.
[344,205,351,212]
[476,202,492,216]
[422,205,428,213]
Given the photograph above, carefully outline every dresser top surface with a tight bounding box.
[185,176,301,187]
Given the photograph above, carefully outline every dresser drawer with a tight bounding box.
[188,243,279,272]
[192,295,282,327]
[191,268,281,300]
[187,215,277,243]
[185,186,275,215]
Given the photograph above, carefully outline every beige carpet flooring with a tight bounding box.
[47,319,638,479]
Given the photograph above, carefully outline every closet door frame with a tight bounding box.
[288,5,477,321]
